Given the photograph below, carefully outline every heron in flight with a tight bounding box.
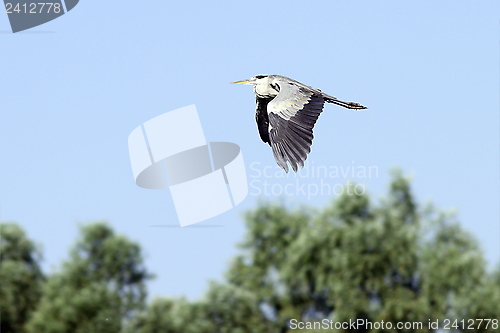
[231,75,367,173]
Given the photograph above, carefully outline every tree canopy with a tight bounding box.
[224,171,499,332]
[1,170,498,333]
[25,223,153,333]
[1,223,44,333]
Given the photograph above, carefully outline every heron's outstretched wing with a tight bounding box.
[267,77,325,172]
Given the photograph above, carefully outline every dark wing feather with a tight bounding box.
[255,96,273,145]
[267,77,326,173]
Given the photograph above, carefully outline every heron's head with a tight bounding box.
[230,75,269,85]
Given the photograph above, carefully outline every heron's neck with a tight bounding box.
[254,82,278,98]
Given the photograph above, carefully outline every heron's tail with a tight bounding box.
[324,96,367,110]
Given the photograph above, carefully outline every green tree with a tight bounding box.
[26,222,153,333]
[0,223,44,333]
[125,170,498,332]
[126,282,273,333]
[225,170,498,332]
[451,266,500,332]
[10,170,497,333]
[125,297,209,333]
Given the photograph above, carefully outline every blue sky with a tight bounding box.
[1,1,498,301]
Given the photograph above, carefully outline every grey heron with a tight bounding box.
[231,75,367,173]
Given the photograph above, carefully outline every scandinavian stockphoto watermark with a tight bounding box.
[3,0,79,33]
[249,161,378,199]
[128,105,248,227]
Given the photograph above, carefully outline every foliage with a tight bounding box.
[224,169,498,332]
[125,281,273,333]
[127,170,499,332]
[25,222,153,333]
[3,170,498,332]
[0,223,44,333]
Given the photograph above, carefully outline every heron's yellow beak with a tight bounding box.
[230,79,254,85]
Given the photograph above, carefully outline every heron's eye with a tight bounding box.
[255,75,267,80]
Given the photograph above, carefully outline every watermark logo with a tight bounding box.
[128,105,248,227]
[249,161,378,199]
[3,0,79,33]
